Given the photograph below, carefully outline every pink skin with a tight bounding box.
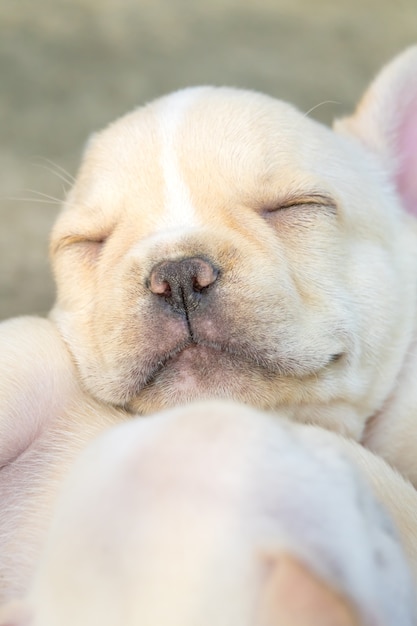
[397,96,417,215]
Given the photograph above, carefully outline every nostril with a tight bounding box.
[148,272,172,297]
[193,276,205,293]
[147,257,219,308]
[192,263,219,291]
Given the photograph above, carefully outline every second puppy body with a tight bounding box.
[1,403,416,626]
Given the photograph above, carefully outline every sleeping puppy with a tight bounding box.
[1,47,417,602]
[48,47,417,474]
[1,403,416,626]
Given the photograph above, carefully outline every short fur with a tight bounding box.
[1,48,417,622]
[3,404,416,626]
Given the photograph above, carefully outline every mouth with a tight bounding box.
[141,340,252,387]
[115,325,350,413]
[119,339,348,415]
[135,339,343,394]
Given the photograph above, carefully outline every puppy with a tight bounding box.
[1,47,417,602]
[1,403,416,626]
[48,47,417,474]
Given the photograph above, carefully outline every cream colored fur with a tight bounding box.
[48,49,417,461]
[1,48,417,623]
[0,317,128,600]
[2,403,417,626]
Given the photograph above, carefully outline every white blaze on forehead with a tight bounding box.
[157,88,204,230]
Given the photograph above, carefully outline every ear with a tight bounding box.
[257,553,360,626]
[334,46,417,216]
[0,601,32,626]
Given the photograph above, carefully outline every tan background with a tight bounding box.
[1,0,416,320]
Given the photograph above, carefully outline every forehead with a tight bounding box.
[95,86,309,161]
[82,87,339,195]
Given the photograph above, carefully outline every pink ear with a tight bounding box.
[334,47,417,216]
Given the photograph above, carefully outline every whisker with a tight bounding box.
[303,100,341,119]
[6,192,79,209]
[286,100,342,136]
[24,189,65,204]
[7,197,62,206]
[31,156,75,187]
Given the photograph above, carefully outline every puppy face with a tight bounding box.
[50,80,417,436]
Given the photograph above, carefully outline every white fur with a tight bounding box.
[158,88,203,230]
[2,49,417,624]
[15,405,417,626]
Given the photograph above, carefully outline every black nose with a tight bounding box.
[148,257,219,314]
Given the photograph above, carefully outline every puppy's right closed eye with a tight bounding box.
[52,233,107,260]
[76,238,106,263]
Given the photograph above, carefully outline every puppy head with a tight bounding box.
[50,48,417,437]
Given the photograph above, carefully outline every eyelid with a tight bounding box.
[51,233,107,255]
[262,193,337,213]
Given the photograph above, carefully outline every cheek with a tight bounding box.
[278,220,347,303]
[279,215,342,264]
[346,245,408,341]
[53,252,98,311]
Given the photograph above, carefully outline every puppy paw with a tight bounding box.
[251,420,416,626]
[5,402,414,626]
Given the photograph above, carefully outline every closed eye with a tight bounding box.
[51,233,108,260]
[261,193,337,216]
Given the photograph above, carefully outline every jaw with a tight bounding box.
[51,294,404,443]
[51,304,367,438]
[126,345,279,414]
[124,343,341,420]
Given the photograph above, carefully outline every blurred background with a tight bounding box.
[1,0,416,319]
